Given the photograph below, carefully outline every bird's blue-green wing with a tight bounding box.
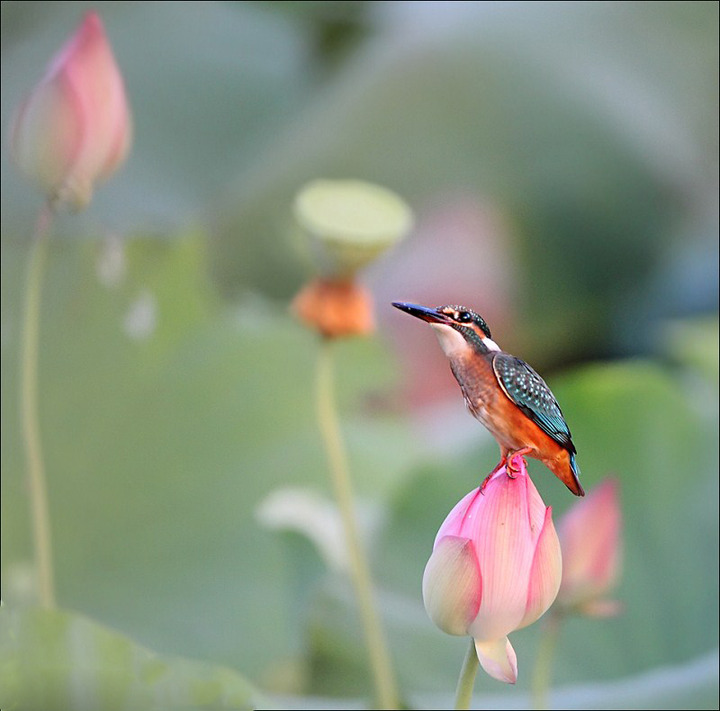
[492,353,575,452]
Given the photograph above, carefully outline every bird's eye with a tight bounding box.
[456,311,472,323]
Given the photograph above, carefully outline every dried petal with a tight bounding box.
[291,277,374,338]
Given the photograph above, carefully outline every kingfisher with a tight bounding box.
[392,302,584,496]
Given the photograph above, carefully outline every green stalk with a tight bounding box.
[20,202,55,608]
[315,339,398,709]
[530,611,562,710]
[455,638,479,710]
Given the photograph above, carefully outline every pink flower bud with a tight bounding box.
[557,478,622,616]
[422,459,562,684]
[9,11,132,210]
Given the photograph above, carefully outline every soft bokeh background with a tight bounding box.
[1,2,717,709]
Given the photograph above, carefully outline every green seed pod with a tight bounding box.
[293,179,413,278]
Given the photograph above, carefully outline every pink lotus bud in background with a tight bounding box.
[422,459,562,684]
[557,478,622,616]
[9,11,132,211]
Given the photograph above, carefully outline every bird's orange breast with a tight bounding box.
[491,396,567,458]
[450,352,567,461]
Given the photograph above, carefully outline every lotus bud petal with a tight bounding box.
[422,460,562,683]
[557,478,622,614]
[474,637,518,685]
[518,506,563,629]
[422,536,482,636]
[9,11,132,210]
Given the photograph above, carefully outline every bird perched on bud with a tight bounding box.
[392,302,584,496]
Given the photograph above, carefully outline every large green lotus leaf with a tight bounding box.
[3,2,716,364]
[210,3,717,356]
[0,606,263,711]
[660,317,720,387]
[0,235,419,689]
[268,649,719,709]
[1,1,311,235]
[302,352,718,705]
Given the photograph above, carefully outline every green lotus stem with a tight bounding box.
[21,202,55,608]
[455,638,479,710]
[531,611,562,710]
[315,339,399,709]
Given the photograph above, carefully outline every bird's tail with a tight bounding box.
[568,452,585,497]
[548,450,585,496]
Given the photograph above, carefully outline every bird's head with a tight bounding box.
[392,302,500,357]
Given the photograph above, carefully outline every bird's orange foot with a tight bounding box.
[480,457,507,494]
[506,447,533,478]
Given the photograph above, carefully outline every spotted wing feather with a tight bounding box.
[492,353,575,453]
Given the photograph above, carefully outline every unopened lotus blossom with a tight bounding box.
[9,11,131,210]
[422,458,562,684]
[557,478,622,616]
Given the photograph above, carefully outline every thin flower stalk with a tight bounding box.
[455,637,480,710]
[21,203,56,608]
[315,339,398,709]
[530,609,562,710]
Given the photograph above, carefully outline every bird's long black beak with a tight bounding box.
[392,302,450,324]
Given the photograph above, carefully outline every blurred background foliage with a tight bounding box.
[1,1,717,709]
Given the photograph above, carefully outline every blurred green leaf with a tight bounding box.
[209,1,717,361]
[660,318,720,386]
[0,606,263,711]
[0,234,418,689]
[269,649,719,709]
[3,1,716,359]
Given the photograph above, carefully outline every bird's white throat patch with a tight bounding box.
[430,323,467,357]
[430,323,500,355]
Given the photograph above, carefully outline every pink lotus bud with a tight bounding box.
[557,478,622,616]
[422,459,562,684]
[9,11,132,211]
